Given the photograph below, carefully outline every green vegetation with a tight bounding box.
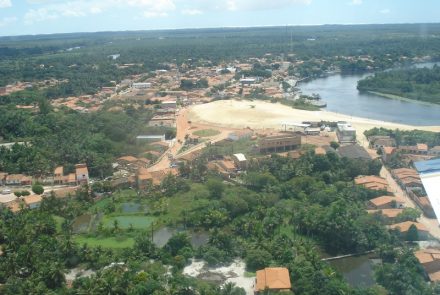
[193,129,221,137]
[74,236,135,249]
[358,65,440,104]
[365,127,440,147]
[102,216,155,230]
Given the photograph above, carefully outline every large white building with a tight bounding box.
[132,82,152,89]
[415,159,440,223]
[336,122,356,143]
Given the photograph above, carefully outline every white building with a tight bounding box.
[132,82,152,89]
[336,122,356,143]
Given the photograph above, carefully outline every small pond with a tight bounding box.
[120,202,148,214]
[153,227,209,248]
[328,254,381,288]
[72,214,92,234]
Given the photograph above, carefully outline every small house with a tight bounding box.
[254,267,291,294]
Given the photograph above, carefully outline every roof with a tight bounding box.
[415,249,440,264]
[389,221,428,232]
[355,176,388,186]
[76,167,89,175]
[233,153,247,162]
[417,143,429,151]
[23,194,43,205]
[367,208,404,218]
[54,166,64,175]
[383,147,396,155]
[415,159,440,175]
[315,147,326,155]
[255,267,291,292]
[369,196,404,207]
[338,144,371,160]
[417,169,440,224]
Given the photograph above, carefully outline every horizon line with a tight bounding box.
[1,21,440,39]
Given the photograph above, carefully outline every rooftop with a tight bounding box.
[415,159,440,175]
[255,267,291,292]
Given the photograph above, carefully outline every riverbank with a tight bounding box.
[187,100,440,135]
[367,91,440,106]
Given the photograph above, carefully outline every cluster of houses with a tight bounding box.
[354,175,430,239]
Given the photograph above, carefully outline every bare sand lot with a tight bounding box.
[188,100,440,136]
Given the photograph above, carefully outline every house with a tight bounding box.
[0,172,7,185]
[428,146,440,157]
[367,208,404,222]
[368,196,405,209]
[338,144,371,160]
[254,267,291,294]
[391,168,423,189]
[258,132,301,153]
[75,164,89,185]
[5,174,32,186]
[233,153,247,170]
[54,166,64,185]
[389,221,429,240]
[415,249,440,282]
[399,143,429,155]
[304,127,320,136]
[314,147,327,156]
[132,82,152,89]
[381,146,396,162]
[369,136,396,149]
[23,194,43,209]
[336,122,356,143]
[354,176,390,192]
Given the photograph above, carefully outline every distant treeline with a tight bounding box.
[357,65,440,104]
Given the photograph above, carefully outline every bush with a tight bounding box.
[32,184,44,195]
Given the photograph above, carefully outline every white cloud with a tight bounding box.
[380,8,390,14]
[222,0,312,11]
[181,9,203,16]
[24,0,177,23]
[0,16,17,27]
[349,0,362,5]
[0,0,12,8]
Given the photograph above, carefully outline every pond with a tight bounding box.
[152,227,209,248]
[328,254,381,288]
[72,214,92,234]
[120,202,148,213]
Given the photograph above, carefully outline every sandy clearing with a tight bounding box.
[187,100,440,135]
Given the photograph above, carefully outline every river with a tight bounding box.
[298,62,440,126]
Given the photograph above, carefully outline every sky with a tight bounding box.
[0,0,439,36]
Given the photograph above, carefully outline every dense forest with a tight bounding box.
[357,65,440,104]
[1,150,438,294]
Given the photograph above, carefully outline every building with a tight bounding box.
[258,132,301,154]
[381,146,397,162]
[0,172,7,186]
[415,159,440,223]
[254,267,291,294]
[428,146,440,157]
[136,135,166,143]
[54,166,64,185]
[336,122,356,143]
[367,208,404,222]
[369,136,396,149]
[304,127,320,136]
[240,78,256,86]
[338,144,371,160]
[415,249,440,282]
[354,176,390,192]
[368,195,405,210]
[132,82,152,89]
[161,100,177,109]
[389,221,429,240]
[5,174,32,186]
[75,164,89,185]
[23,194,43,209]
[233,153,247,170]
[399,143,429,155]
[391,168,423,189]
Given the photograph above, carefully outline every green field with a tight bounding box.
[103,215,156,229]
[74,236,135,249]
[193,129,221,137]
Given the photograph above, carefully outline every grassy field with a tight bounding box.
[74,235,135,249]
[207,138,257,156]
[53,215,65,233]
[103,215,156,230]
[193,129,221,137]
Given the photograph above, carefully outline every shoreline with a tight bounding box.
[366,91,440,107]
[187,100,440,134]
